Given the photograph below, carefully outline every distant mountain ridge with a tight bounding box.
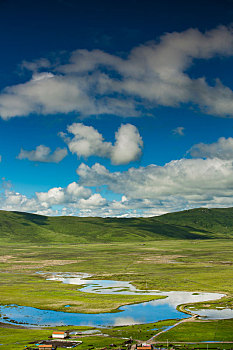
[0,207,233,244]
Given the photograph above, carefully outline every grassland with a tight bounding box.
[0,326,128,350]
[0,321,177,350]
[1,208,233,348]
[1,240,233,312]
[2,319,233,349]
[1,241,233,310]
[155,318,233,342]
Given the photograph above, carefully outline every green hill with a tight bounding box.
[157,207,233,238]
[0,207,233,244]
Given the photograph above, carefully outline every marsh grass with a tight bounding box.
[1,239,233,347]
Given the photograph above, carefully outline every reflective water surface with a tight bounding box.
[0,272,230,327]
[0,300,189,327]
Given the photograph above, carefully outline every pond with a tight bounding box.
[0,272,230,327]
[48,272,233,319]
[0,300,189,327]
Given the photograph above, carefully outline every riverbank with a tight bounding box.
[1,240,233,347]
[1,240,233,312]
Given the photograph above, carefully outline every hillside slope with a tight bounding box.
[0,208,232,244]
[158,207,233,238]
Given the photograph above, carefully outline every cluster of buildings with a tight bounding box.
[25,331,75,350]
[25,332,164,350]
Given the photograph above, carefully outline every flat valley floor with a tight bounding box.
[1,240,233,349]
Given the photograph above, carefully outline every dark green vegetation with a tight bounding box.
[159,207,233,238]
[1,207,233,244]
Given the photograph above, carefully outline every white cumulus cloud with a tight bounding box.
[3,153,233,216]
[111,124,143,164]
[0,181,95,215]
[77,158,233,208]
[36,182,91,207]
[78,193,107,209]
[61,123,143,165]
[189,137,233,160]
[17,145,68,163]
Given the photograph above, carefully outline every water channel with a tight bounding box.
[0,272,231,328]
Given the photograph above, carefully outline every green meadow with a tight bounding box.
[1,208,233,348]
[155,319,233,342]
[0,321,176,350]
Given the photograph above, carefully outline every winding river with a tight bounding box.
[0,272,230,328]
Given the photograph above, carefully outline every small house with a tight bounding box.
[52,331,68,339]
[26,345,57,350]
[136,344,153,350]
[38,345,56,350]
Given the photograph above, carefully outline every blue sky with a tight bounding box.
[2,0,233,216]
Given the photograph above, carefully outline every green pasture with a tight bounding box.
[2,319,233,350]
[155,319,233,342]
[0,326,125,350]
[1,223,233,347]
[1,240,233,312]
[0,321,182,350]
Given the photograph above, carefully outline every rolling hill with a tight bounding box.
[0,207,233,244]
[158,207,233,237]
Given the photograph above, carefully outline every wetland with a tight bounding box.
[0,273,225,327]
[1,239,233,348]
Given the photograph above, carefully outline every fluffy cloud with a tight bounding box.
[17,145,68,163]
[5,134,233,216]
[62,123,112,159]
[78,193,107,209]
[0,181,99,215]
[111,124,143,164]
[1,190,43,213]
[0,72,138,120]
[189,137,233,160]
[61,123,143,164]
[3,154,233,216]
[1,26,233,119]
[77,158,233,208]
[36,182,91,207]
